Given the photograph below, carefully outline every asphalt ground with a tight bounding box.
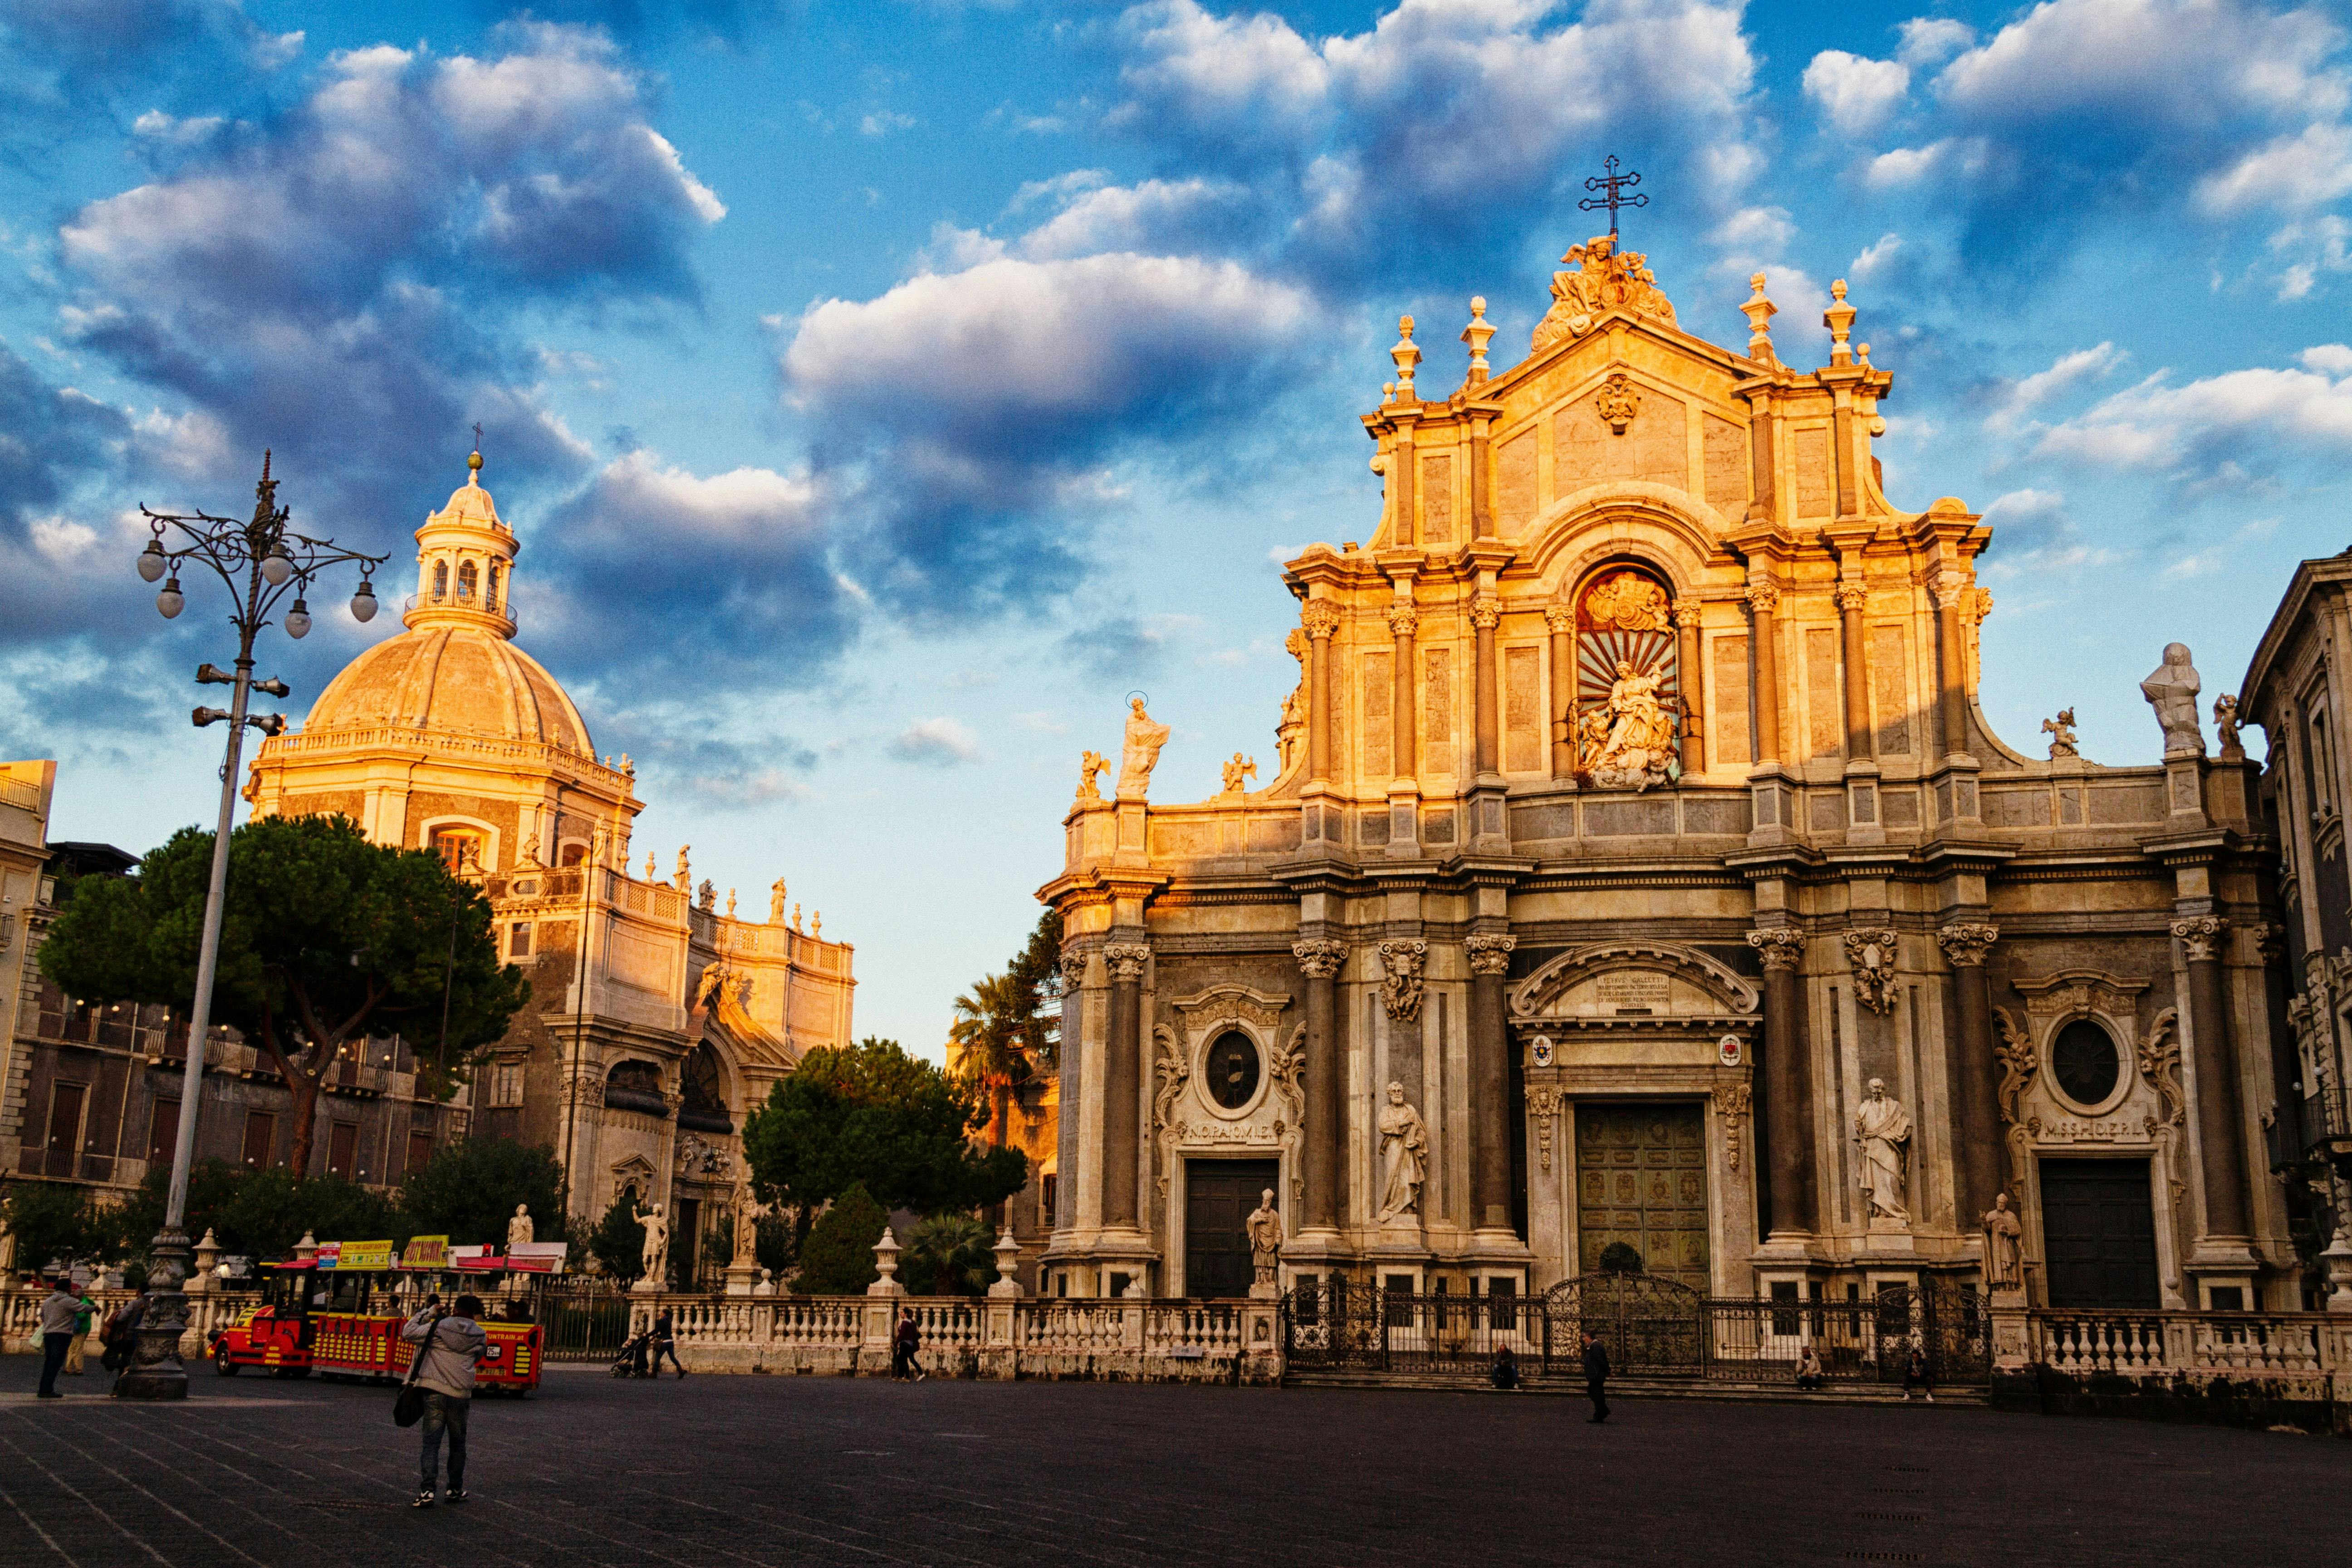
[0,1355,2340,1568]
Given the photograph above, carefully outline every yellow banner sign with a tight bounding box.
[330,1240,395,1271]
[400,1235,451,1270]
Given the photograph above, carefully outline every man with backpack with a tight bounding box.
[402,1293,487,1508]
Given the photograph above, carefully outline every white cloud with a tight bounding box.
[2197,122,2352,213]
[2268,214,2352,299]
[27,516,98,565]
[2034,351,2352,472]
[1014,176,1252,260]
[2161,550,2225,581]
[859,111,916,137]
[1850,232,1903,282]
[890,716,980,765]
[1896,18,1974,69]
[1986,343,2125,436]
[1712,206,1793,252]
[2303,343,2352,375]
[1803,50,1909,137]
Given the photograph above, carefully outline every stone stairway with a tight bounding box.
[1281,1367,1989,1406]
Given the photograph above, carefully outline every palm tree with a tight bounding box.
[948,970,1032,1149]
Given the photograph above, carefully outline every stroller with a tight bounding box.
[610,1329,655,1378]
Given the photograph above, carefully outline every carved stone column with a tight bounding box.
[1466,933,1517,1234]
[1672,596,1705,776]
[1835,582,1873,761]
[2175,916,2250,1240]
[1055,951,1085,1236]
[1745,582,1782,764]
[1293,939,1348,1233]
[1304,602,1339,784]
[1100,941,1152,1232]
[1931,574,1971,761]
[1546,606,1576,778]
[1938,924,2001,1221]
[1472,596,1500,777]
[1388,602,1418,780]
[1746,927,1814,1237]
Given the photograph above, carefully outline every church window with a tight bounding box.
[559,841,587,866]
[432,560,449,600]
[488,563,503,612]
[2050,1019,2122,1109]
[458,560,479,603]
[508,922,533,959]
[490,1063,524,1107]
[604,1060,666,1114]
[1204,1031,1260,1110]
[431,828,484,874]
[1042,1173,1058,1227]
[2310,711,2334,815]
[679,1042,732,1133]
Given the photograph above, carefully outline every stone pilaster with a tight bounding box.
[2174,916,2251,1242]
[1937,923,2002,1224]
[1100,941,1151,1234]
[1671,596,1705,777]
[1546,606,1576,779]
[1293,939,1348,1236]
[1465,933,1517,1236]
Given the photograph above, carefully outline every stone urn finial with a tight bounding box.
[294,1230,318,1264]
[867,1225,905,1296]
[988,1227,1024,1298]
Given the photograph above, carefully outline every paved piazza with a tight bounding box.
[0,1362,2337,1568]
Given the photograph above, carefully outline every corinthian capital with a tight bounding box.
[1465,932,1517,976]
[1744,583,1781,616]
[1670,596,1703,630]
[1302,601,1342,639]
[1102,942,1152,983]
[1387,603,1421,637]
[1059,951,1087,993]
[2171,916,2229,962]
[1544,605,1576,635]
[1292,938,1347,979]
[1930,573,1969,612]
[1937,923,1999,968]
[1747,927,1806,971]
[1833,582,1869,613]
[1469,595,1502,630]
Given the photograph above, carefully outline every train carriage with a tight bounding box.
[208,1252,542,1395]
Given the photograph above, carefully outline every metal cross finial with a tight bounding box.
[1578,155,1647,237]
[472,421,483,454]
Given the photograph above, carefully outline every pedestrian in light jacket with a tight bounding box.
[34,1279,78,1399]
[1581,1330,1611,1423]
[402,1294,488,1508]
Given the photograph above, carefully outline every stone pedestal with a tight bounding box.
[2322,1227,2352,1313]
[630,1275,663,1295]
[725,1259,760,1297]
[115,1225,191,1402]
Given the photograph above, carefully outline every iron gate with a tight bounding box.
[1281,1279,1557,1375]
[532,1277,636,1362]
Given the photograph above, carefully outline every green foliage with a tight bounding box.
[742,1037,1028,1225]
[210,1170,401,1259]
[39,815,529,1176]
[397,1141,568,1247]
[754,1214,797,1277]
[586,1191,646,1282]
[112,1161,249,1262]
[1597,1241,1645,1274]
[0,1180,115,1272]
[897,1213,995,1296]
[792,1183,886,1294]
[946,911,1065,1147]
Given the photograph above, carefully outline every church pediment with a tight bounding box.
[1509,942,1758,1024]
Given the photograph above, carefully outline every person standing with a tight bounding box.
[66,1284,98,1376]
[402,1293,488,1507]
[34,1278,78,1399]
[651,1309,686,1377]
[891,1307,923,1381]
[1581,1329,1610,1423]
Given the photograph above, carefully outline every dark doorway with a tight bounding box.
[2039,1157,2160,1308]
[44,1083,85,1178]
[672,1196,701,1289]
[1185,1158,1278,1298]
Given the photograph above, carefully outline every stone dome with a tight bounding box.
[301,624,593,754]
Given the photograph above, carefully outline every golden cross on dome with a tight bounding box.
[1578,155,1647,238]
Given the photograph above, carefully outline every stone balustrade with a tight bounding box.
[2,1287,262,1358]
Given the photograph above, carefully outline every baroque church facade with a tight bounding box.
[1041,233,2304,1314]
[243,454,855,1274]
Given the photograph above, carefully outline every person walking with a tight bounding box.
[34,1277,78,1399]
[100,1293,147,1382]
[891,1307,923,1381]
[1902,1346,1935,1404]
[402,1293,488,1508]
[1581,1329,1611,1423]
[650,1309,686,1377]
[65,1283,98,1376]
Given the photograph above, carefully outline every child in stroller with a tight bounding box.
[611,1328,655,1377]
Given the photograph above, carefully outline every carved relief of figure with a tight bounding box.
[1076,750,1106,802]
[1854,1078,1913,1224]
[1532,234,1677,350]
[2213,692,2244,757]
[2042,708,2079,759]
[1245,1189,1283,1285]
[507,1204,534,1249]
[634,1200,669,1283]
[1981,1192,2024,1290]
[1222,753,1257,794]
[1116,697,1172,800]
[2140,643,2204,757]
[1842,928,1898,1016]
[1587,660,1678,792]
[1376,1082,1429,1224]
[1583,570,1669,632]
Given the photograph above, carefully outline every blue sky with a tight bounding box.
[3,0,2350,1056]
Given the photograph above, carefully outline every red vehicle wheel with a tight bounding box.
[214,1346,240,1376]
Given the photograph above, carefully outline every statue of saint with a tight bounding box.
[770,877,788,924]
[634,1200,670,1284]
[2140,642,2204,758]
[1076,750,1107,802]
[507,1204,534,1249]
[1586,660,1678,791]
[1222,752,1257,794]
[1854,1078,1913,1224]
[732,1178,761,1265]
[1245,1189,1283,1285]
[1116,696,1172,800]
[1376,1082,1429,1224]
[674,847,692,893]
[1981,1191,2024,1289]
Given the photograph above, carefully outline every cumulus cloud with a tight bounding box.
[1803,50,1910,138]
[1985,343,2126,437]
[889,716,980,765]
[2198,122,2352,214]
[2033,348,2352,475]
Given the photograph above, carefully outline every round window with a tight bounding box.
[1205,1031,1261,1110]
[2051,1019,2121,1107]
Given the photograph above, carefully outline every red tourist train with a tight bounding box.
[207,1241,554,1395]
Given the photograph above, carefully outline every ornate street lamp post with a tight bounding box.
[116,454,386,1400]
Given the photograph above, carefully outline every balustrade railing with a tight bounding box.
[2031,1308,2345,1381]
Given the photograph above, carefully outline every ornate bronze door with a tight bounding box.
[1575,1102,1709,1288]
